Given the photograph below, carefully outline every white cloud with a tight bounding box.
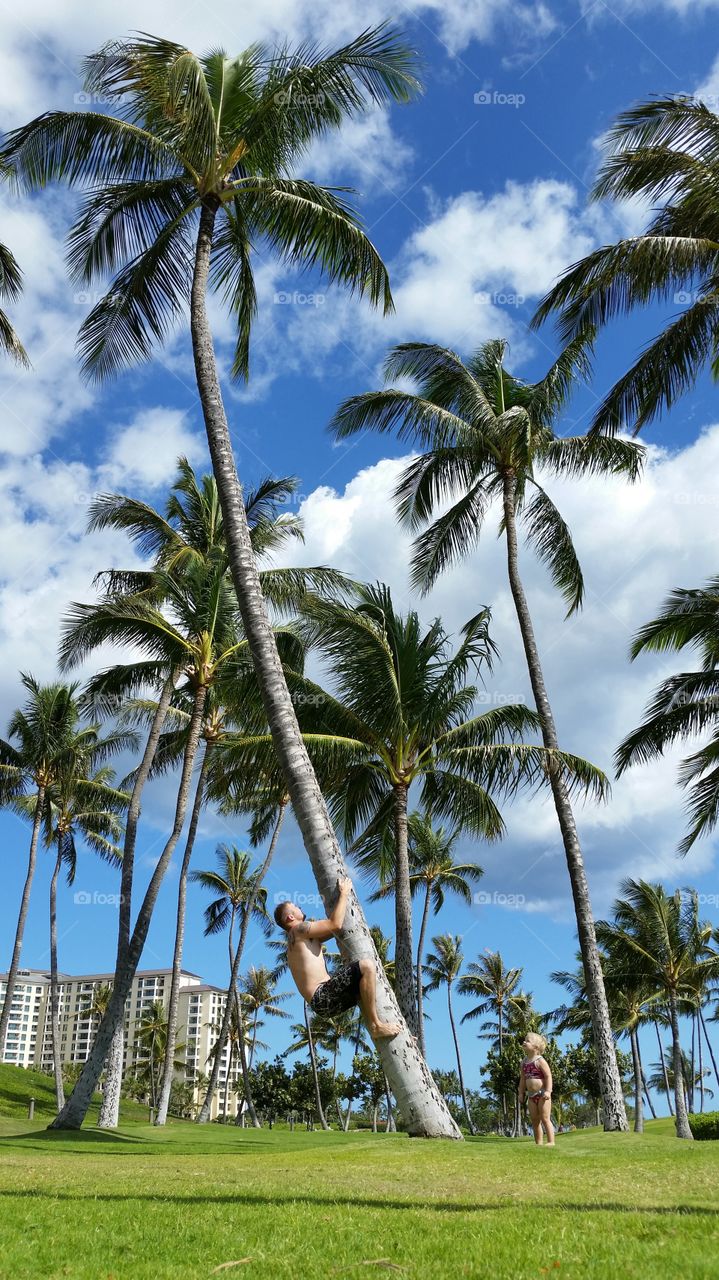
[278,426,719,921]
[99,407,207,491]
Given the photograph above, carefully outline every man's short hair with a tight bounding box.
[273,901,306,930]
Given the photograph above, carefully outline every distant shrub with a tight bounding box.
[688,1111,719,1140]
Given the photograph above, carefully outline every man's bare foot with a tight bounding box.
[371,1020,402,1039]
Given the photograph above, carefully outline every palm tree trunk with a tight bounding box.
[372,1102,378,1132]
[699,1009,719,1091]
[447,984,475,1134]
[637,1038,657,1120]
[155,744,210,1126]
[685,1008,690,1111]
[223,1040,232,1122]
[249,1015,258,1072]
[233,991,260,1128]
[393,782,418,1035]
[384,1073,395,1131]
[197,803,286,1124]
[415,884,432,1057]
[502,473,627,1132]
[654,1017,673,1114]
[629,1027,643,1133]
[49,684,207,1129]
[0,784,45,1057]
[98,1021,124,1128]
[189,200,455,1136]
[96,671,179,1130]
[498,1006,507,1127]
[668,991,692,1139]
[304,1001,329,1131]
[49,844,65,1111]
[698,1014,705,1113]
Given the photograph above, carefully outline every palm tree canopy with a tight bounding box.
[596,879,719,1000]
[0,30,422,383]
[330,339,644,613]
[458,950,524,1025]
[423,934,464,991]
[233,581,609,863]
[0,238,30,366]
[190,843,271,938]
[370,810,483,912]
[531,96,719,434]
[615,577,719,854]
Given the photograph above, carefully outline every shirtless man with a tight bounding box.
[274,877,401,1038]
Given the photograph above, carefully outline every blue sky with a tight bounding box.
[1,0,719,1101]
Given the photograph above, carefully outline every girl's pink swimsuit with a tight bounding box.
[522,1057,545,1102]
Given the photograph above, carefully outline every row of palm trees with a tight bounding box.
[0,28,717,1135]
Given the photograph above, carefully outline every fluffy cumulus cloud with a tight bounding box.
[277,428,719,922]
[0,0,558,130]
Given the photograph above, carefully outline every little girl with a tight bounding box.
[518,1032,555,1146]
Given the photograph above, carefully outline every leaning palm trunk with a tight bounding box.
[699,1010,719,1091]
[49,687,207,1129]
[698,1016,705,1113]
[629,1027,643,1133]
[690,1013,696,1114]
[189,201,458,1137]
[415,885,432,1057]
[392,783,418,1034]
[502,474,628,1132]
[447,984,475,1134]
[0,784,45,1056]
[233,992,260,1128]
[304,1001,329,1131]
[668,992,692,1139]
[197,804,285,1124]
[98,1022,124,1128]
[155,746,210,1126]
[654,1017,673,1114]
[49,845,65,1111]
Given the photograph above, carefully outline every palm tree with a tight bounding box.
[0,676,119,1058]
[459,950,524,1128]
[0,31,467,1139]
[331,339,643,1131]
[615,577,719,855]
[0,234,29,366]
[205,1003,262,1122]
[51,462,310,1128]
[240,967,291,1070]
[648,1046,714,1114]
[532,96,719,436]
[272,582,594,1035]
[597,880,719,1138]
[134,1001,187,1108]
[76,982,124,1126]
[192,844,274,1124]
[458,951,524,1055]
[371,812,483,1056]
[423,935,475,1134]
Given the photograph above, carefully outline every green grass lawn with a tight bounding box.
[0,1064,156,1125]
[0,1111,717,1280]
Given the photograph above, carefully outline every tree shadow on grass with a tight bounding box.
[0,1189,717,1217]
[0,1128,272,1154]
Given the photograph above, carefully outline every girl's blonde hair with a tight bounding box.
[524,1031,546,1053]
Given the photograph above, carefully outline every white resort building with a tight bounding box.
[0,967,241,1120]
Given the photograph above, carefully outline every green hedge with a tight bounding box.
[687,1111,719,1140]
